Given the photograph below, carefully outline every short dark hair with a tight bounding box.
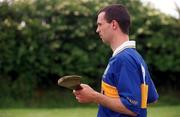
[98,4,131,34]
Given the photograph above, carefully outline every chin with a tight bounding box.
[101,39,109,45]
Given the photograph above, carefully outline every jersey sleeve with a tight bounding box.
[114,61,141,114]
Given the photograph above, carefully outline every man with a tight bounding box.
[73,4,158,117]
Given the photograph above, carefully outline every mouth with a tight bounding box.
[99,34,102,37]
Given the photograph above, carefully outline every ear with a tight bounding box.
[111,20,119,30]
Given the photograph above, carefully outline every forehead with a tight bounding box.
[97,12,106,23]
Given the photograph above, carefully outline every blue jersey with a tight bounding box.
[97,41,158,117]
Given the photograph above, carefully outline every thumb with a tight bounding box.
[80,83,87,87]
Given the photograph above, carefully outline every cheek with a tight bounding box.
[103,27,111,35]
[101,26,108,33]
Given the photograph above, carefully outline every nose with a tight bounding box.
[96,27,99,33]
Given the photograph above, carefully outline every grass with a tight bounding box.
[148,106,180,117]
[0,106,180,117]
[0,108,97,117]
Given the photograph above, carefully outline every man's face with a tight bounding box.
[96,12,112,44]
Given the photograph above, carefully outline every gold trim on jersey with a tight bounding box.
[101,81,119,98]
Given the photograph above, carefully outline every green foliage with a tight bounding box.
[0,0,112,105]
[0,0,179,107]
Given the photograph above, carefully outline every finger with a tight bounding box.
[76,96,79,100]
[80,84,86,87]
[73,90,76,95]
[73,90,78,95]
[74,91,82,96]
[76,97,83,103]
[80,84,88,88]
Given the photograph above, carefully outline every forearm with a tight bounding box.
[93,92,137,116]
[73,84,136,116]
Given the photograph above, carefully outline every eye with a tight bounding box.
[97,23,102,26]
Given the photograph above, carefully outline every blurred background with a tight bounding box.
[0,0,180,117]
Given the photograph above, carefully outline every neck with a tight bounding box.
[110,34,129,52]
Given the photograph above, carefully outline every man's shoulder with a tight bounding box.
[112,48,143,68]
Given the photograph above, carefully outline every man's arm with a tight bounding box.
[73,84,137,116]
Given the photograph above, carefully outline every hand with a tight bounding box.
[73,84,97,103]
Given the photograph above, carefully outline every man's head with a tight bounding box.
[96,4,131,43]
